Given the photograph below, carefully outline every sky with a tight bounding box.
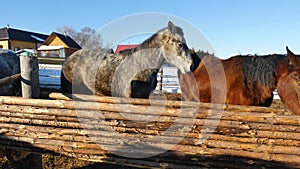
[2,0,300,58]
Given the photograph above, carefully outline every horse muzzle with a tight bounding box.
[178,65,192,74]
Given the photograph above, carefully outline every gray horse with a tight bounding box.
[61,21,192,98]
[0,49,21,96]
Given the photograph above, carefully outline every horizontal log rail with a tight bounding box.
[49,92,289,114]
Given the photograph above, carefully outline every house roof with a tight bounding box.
[0,27,48,43]
[115,44,138,54]
[43,32,82,49]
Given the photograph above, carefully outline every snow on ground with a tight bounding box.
[39,64,61,89]
[159,66,182,93]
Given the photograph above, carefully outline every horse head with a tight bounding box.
[277,47,300,115]
[157,21,192,74]
[285,47,300,86]
[287,46,300,69]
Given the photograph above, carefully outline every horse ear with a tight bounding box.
[168,21,175,33]
[287,46,299,67]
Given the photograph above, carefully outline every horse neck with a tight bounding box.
[241,54,283,94]
[133,37,165,69]
[275,56,293,87]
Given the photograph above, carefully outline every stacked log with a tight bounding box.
[0,94,298,168]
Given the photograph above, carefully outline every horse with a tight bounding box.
[0,49,21,96]
[61,21,192,98]
[179,47,300,108]
[277,48,300,115]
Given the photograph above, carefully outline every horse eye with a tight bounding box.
[292,72,299,78]
[177,43,183,48]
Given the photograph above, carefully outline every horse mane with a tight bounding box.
[118,32,162,57]
[240,54,286,89]
[195,50,215,59]
[190,50,215,72]
[119,23,184,57]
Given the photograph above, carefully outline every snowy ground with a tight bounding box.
[159,66,182,93]
[38,64,280,99]
[39,64,62,89]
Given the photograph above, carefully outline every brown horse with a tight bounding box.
[179,47,300,108]
[277,49,300,115]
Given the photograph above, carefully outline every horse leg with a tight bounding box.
[262,93,274,107]
[179,73,200,101]
[60,71,72,93]
[130,79,157,99]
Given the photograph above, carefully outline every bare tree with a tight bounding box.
[56,26,77,38]
[56,26,102,50]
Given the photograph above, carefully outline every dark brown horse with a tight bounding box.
[61,22,192,98]
[179,47,300,108]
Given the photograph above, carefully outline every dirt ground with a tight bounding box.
[0,154,138,169]
[0,93,291,169]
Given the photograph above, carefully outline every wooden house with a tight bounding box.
[38,32,81,58]
[0,26,48,51]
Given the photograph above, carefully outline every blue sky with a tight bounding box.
[2,0,300,58]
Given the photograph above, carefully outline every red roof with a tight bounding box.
[115,44,138,54]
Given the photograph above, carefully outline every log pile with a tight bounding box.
[0,94,299,168]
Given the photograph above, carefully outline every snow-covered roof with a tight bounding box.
[31,35,46,42]
[38,45,65,50]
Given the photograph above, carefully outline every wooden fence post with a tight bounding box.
[20,55,40,98]
[158,67,163,92]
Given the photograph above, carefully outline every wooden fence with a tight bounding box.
[0,93,299,168]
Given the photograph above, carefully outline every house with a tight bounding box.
[38,32,82,58]
[115,44,138,54]
[0,26,48,51]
